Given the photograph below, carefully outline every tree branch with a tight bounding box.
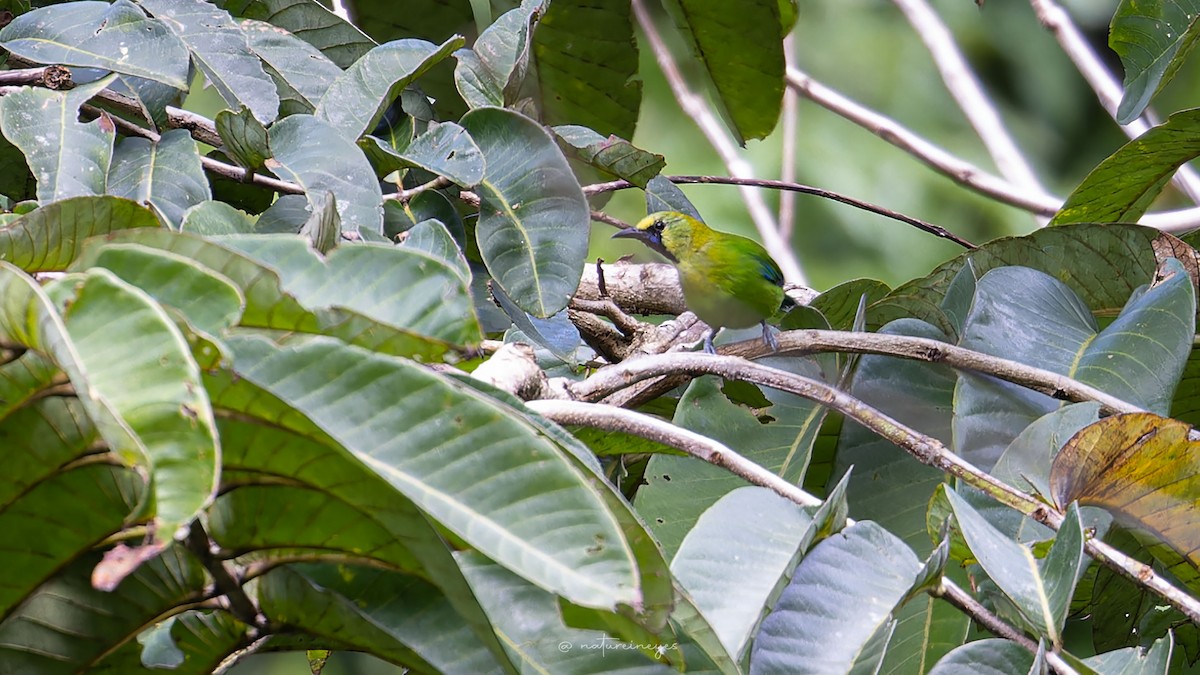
[893,0,1054,226]
[585,175,976,249]
[529,398,1077,673]
[632,0,807,285]
[559,352,1200,624]
[184,521,264,629]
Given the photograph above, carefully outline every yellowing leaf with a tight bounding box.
[1050,412,1200,568]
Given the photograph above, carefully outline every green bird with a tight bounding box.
[613,211,792,354]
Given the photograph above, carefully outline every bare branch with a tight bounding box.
[562,352,1200,623]
[631,0,807,285]
[530,398,1078,673]
[585,175,976,249]
[780,34,800,237]
[893,0,1054,225]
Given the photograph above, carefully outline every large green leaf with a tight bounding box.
[266,114,384,234]
[945,490,1086,647]
[1054,109,1200,224]
[461,106,588,317]
[1051,412,1200,569]
[0,397,92,509]
[0,196,161,272]
[661,0,784,143]
[240,18,343,108]
[1110,0,1200,124]
[457,551,675,673]
[76,230,463,360]
[872,225,1164,333]
[316,37,464,140]
[57,269,220,543]
[141,0,279,124]
[0,0,190,88]
[225,334,640,610]
[0,547,206,672]
[955,262,1194,468]
[209,381,514,668]
[553,125,665,189]
[0,463,141,621]
[257,565,493,673]
[107,130,211,228]
[220,234,481,346]
[1083,621,1174,673]
[220,0,374,68]
[533,0,641,139]
[750,521,921,674]
[671,487,815,661]
[91,610,249,674]
[0,265,218,549]
[0,77,116,204]
[926,639,1035,675]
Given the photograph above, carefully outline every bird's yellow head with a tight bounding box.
[612,211,709,262]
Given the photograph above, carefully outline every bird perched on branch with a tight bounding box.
[613,211,792,354]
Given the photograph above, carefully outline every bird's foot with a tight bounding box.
[703,328,718,354]
[761,321,780,352]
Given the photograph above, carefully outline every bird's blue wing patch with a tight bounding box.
[757,256,784,287]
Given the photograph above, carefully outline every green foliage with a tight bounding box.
[0,1,1196,673]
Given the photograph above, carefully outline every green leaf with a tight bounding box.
[644,174,702,221]
[533,0,641,139]
[956,262,1195,468]
[0,76,117,204]
[751,521,920,673]
[0,462,141,620]
[1051,412,1200,569]
[805,277,891,332]
[401,219,471,282]
[493,284,580,366]
[1083,630,1173,674]
[220,0,374,68]
[0,196,161,272]
[266,114,384,234]
[141,0,279,124]
[944,489,1085,647]
[1054,109,1200,224]
[991,402,1101,500]
[637,368,826,558]
[553,125,665,189]
[316,37,464,141]
[297,191,340,254]
[107,130,211,228]
[215,107,271,170]
[0,0,190,88]
[257,564,504,672]
[671,486,815,660]
[457,551,675,672]
[461,107,588,317]
[871,224,1164,333]
[1110,0,1200,124]
[926,639,1035,675]
[226,334,641,609]
[220,234,481,346]
[240,19,342,108]
[57,269,220,542]
[88,243,245,335]
[0,547,206,672]
[398,122,484,187]
[453,3,537,109]
[662,0,784,143]
[180,201,257,235]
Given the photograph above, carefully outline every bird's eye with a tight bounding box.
[650,220,665,234]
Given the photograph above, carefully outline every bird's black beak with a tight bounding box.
[612,228,648,241]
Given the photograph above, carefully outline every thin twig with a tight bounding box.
[562,353,1200,623]
[585,175,975,249]
[529,398,1076,673]
[894,0,1054,227]
[184,521,264,629]
[632,0,807,285]
[390,176,451,202]
[1028,0,1200,204]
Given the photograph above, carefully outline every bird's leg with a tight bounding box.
[703,327,719,354]
[761,320,780,352]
